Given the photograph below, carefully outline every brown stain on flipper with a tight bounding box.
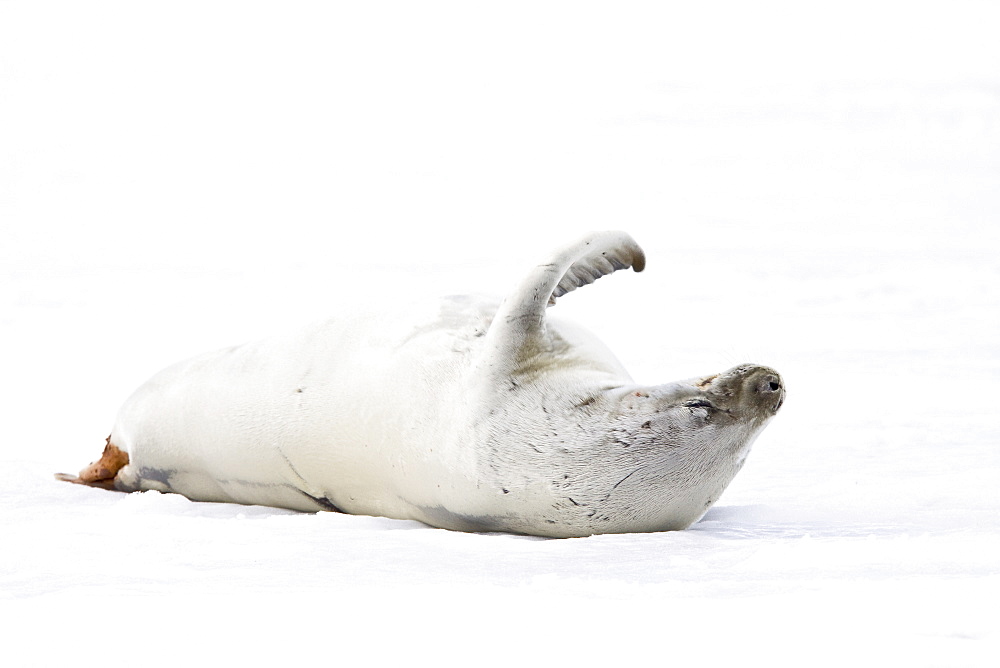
[54,435,129,491]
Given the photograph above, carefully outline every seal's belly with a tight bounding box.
[110,306,488,519]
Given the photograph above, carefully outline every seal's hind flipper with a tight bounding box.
[55,436,129,491]
[485,231,645,372]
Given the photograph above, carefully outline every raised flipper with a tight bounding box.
[483,230,645,373]
[55,436,129,491]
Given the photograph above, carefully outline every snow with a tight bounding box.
[1,1,998,665]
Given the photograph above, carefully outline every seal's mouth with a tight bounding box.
[769,383,785,413]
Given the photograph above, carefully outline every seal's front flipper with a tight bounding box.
[545,231,646,305]
[484,231,645,373]
[55,436,129,491]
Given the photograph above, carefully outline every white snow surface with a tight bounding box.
[2,1,998,665]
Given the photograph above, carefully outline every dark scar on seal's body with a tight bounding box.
[298,490,345,513]
[612,468,641,490]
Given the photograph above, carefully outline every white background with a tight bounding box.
[2,1,998,665]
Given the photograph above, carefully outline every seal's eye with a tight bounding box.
[684,399,714,410]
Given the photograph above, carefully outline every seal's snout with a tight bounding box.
[746,367,784,414]
[710,364,785,416]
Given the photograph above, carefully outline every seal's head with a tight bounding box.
[636,364,785,448]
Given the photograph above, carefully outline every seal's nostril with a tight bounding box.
[755,374,781,394]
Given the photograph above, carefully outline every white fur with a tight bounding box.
[111,231,784,537]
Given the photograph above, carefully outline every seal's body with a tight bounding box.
[62,232,784,537]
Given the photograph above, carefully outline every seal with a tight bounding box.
[59,231,784,537]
